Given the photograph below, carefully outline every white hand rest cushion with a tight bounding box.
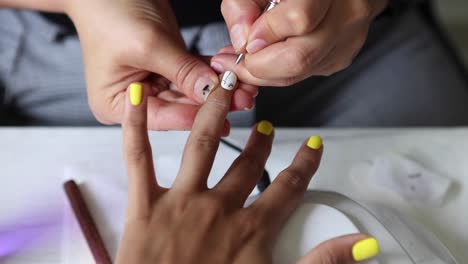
[245,196,375,264]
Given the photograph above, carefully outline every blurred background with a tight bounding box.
[436,0,468,66]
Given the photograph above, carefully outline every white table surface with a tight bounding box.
[0,127,467,263]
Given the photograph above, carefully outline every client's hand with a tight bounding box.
[116,80,379,263]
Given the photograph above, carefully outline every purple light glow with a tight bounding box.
[0,208,62,258]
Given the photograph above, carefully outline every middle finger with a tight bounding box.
[173,72,238,192]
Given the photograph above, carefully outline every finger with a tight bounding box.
[216,45,236,55]
[147,97,231,136]
[137,32,220,104]
[212,53,286,86]
[156,90,199,105]
[214,121,274,207]
[147,96,199,130]
[243,26,337,80]
[166,79,258,107]
[252,135,323,232]
[214,0,353,82]
[246,0,332,54]
[122,82,160,217]
[210,57,259,96]
[232,88,255,111]
[297,234,380,264]
[174,71,238,192]
[221,0,264,51]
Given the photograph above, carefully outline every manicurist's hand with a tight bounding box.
[211,0,388,86]
[116,76,380,263]
[65,0,257,130]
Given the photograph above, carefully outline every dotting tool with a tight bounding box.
[235,0,281,65]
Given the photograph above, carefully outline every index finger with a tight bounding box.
[251,135,323,233]
[173,71,238,192]
[122,83,160,217]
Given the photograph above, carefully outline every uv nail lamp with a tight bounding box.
[245,191,459,264]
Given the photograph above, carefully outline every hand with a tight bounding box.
[211,0,388,86]
[116,80,380,263]
[65,0,257,130]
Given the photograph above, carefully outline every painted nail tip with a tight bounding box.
[307,135,322,150]
[257,120,273,136]
[352,237,380,261]
[221,71,238,90]
[130,82,143,106]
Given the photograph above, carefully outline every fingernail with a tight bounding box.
[306,135,322,150]
[130,82,142,106]
[221,71,237,90]
[246,39,267,54]
[196,76,219,101]
[352,237,380,261]
[257,120,273,136]
[230,24,247,51]
[211,61,224,73]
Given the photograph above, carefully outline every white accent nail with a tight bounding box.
[221,71,237,90]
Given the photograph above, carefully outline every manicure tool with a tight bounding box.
[235,0,281,65]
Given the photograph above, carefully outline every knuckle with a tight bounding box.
[284,48,315,77]
[277,167,308,192]
[316,249,337,264]
[88,97,114,125]
[287,9,314,35]
[92,109,113,125]
[235,210,264,240]
[316,243,340,264]
[125,142,150,163]
[351,0,373,23]
[174,55,201,94]
[131,31,157,57]
[322,60,352,76]
[204,97,230,112]
[197,195,226,221]
[335,60,351,73]
[238,153,265,172]
[189,134,219,153]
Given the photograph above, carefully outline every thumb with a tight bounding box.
[297,234,380,264]
[221,0,264,52]
[142,33,219,103]
[246,0,330,54]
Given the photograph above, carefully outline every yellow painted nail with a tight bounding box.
[307,135,322,150]
[352,237,380,261]
[257,120,273,136]
[130,82,142,106]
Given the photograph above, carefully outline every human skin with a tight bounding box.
[0,0,258,130]
[211,0,389,86]
[116,79,380,263]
